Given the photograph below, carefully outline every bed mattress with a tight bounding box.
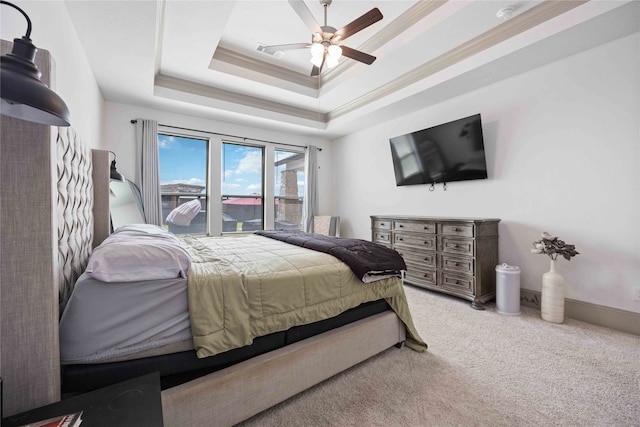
[59,273,192,364]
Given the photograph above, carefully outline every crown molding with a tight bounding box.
[154,73,328,126]
[210,46,319,96]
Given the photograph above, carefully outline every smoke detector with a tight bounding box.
[496,7,515,21]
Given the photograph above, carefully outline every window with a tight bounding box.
[274,150,304,230]
[158,129,305,235]
[222,142,264,232]
[158,134,208,234]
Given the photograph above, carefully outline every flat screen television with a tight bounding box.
[389,114,488,186]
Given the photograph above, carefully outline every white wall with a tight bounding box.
[0,0,103,146]
[101,100,333,212]
[332,33,640,313]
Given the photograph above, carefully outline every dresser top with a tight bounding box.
[371,215,500,223]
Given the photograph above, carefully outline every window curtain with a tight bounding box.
[303,145,319,232]
[134,118,162,226]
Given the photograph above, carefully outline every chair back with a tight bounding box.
[313,216,340,236]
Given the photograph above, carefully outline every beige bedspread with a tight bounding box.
[179,234,426,358]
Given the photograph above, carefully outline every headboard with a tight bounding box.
[56,127,94,311]
[0,120,109,417]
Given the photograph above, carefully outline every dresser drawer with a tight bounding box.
[405,268,437,287]
[372,219,392,230]
[399,252,436,270]
[373,231,391,245]
[394,233,436,250]
[439,223,474,237]
[440,254,474,275]
[394,220,436,234]
[439,236,474,256]
[440,272,474,294]
[398,250,437,269]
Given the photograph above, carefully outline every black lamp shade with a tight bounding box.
[1,36,71,126]
[110,159,125,182]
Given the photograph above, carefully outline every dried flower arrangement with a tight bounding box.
[531,232,579,261]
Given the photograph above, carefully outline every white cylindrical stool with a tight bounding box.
[495,263,521,315]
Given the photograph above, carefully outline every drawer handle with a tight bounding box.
[453,244,459,248]
[455,280,460,285]
[453,227,459,232]
[398,238,404,241]
[380,223,386,226]
[399,224,404,228]
[424,241,429,245]
[454,262,460,266]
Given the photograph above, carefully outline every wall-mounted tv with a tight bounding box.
[389,114,488,186]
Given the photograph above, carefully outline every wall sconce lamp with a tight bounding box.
[0,1,71,126]
[109,151,125,182]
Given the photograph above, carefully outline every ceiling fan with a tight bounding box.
[263,0,383,77]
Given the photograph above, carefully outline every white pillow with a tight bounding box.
[114,223,168,235]
[85,228,191,283]
[165,199,202,226]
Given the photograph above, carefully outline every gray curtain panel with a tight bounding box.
[303,145,319,233]
[134,118,162,226]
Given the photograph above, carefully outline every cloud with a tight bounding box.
[162,177,206,187]
[158,135,176,149]
[234,150,262,175]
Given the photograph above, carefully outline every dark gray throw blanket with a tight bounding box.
[255,230,406,283]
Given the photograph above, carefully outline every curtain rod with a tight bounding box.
[130,120,321,151]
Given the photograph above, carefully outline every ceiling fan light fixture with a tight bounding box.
[326,55,339,69]
[327,44,342,59]
[310,41,325,67]
[266,0,383,77]
[310,42,325,57]
[310,54,323,68]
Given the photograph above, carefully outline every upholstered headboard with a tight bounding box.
[0,122,109,417]
[56,127,94,311]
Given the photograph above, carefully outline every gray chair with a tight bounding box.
[313,216,340,236]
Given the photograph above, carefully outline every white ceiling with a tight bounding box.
[64,0,639,138]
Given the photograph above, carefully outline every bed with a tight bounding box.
[3,120,426,426]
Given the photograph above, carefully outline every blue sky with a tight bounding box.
[158,134,207,189]
[158,135,302,196]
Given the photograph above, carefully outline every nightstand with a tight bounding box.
[2,372,163,427]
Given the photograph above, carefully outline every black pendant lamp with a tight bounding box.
[109,151,125,182]
[0,1,71,126]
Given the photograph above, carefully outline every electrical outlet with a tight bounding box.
[634,287,640,302]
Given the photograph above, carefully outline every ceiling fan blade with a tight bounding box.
[334,8,383,41]
[289,0,322,35]
[311,56,325,77]
[340,45,376,65]
[263,43,309,54]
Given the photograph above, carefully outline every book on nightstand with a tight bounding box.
[16,411,83,427]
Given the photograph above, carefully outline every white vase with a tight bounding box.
[541,259,565,323]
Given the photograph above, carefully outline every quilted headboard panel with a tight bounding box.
[56,127,94,312]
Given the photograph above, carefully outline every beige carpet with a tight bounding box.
[239,285,640,426]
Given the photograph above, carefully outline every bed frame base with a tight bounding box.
[161,311,405,427]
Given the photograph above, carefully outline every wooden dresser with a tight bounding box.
[371,216,500,309]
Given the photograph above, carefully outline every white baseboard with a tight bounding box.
[520,289,640,336]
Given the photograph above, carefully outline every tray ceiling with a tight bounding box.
[64,0,639,137]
